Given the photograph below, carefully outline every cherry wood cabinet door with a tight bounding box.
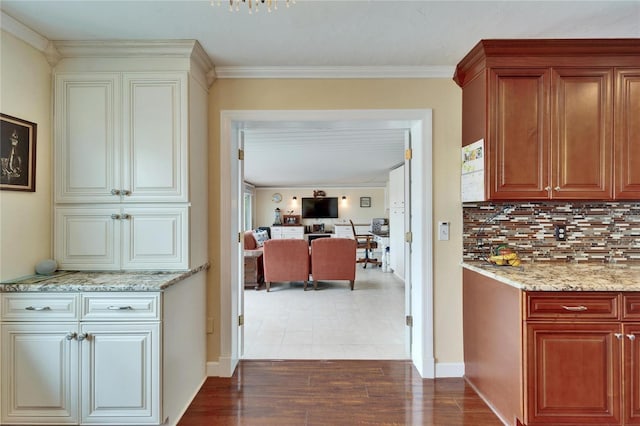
[551,68,613,199]
[526,323,621,425]
[488,68,550,200]
[614,69,640,200]
[624,324,640,425]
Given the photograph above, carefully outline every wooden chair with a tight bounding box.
[349,220,381,268]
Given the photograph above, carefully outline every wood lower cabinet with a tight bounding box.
[463,269,640,426]
[526,323,621,425]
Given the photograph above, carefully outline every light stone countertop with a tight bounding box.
[0,263,209,293]
[462,261,640,292]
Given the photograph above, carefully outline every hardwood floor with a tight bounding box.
[178,360,503,426]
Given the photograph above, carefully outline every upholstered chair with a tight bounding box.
[310,238,357,290]
[262,239,310,291]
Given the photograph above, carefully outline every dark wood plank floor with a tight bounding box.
[178,360,503,426]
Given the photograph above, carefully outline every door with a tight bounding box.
[237,130,246,359]
[526,323,621,425]
[80,323,160,424]
[55,73,121,204]
[552,68,613,199]
[1,323,79,424]
[624,323,640,425]
[122,73,188,202]
[403,130,412,355]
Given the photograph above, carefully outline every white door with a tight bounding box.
[122,73,188,202]
[403,131,412,355]
[54,73,121,204]
[54,206,121,271]
[238,131,246,358]
[79,322,160,424]
[1,323,79,424]
[121,206,188,270]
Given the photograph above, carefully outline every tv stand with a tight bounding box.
[306,232,333,245]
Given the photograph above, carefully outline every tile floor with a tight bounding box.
[242,266,408,360]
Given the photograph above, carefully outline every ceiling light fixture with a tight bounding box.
[210,0,295,14]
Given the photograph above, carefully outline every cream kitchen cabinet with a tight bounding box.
[55,205,188,271]
[1,293,161,425]
[54,72,188,204]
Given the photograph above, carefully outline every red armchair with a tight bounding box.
[262,239,310,291]
[310,238,357,291]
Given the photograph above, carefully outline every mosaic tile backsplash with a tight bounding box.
[463,202,640,263]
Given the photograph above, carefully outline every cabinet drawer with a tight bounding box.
[526,293,619,320]
[623,294,640,320]
[1,293,80,321]
[81,293,160,321]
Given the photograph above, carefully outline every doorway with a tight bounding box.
[217,109,434,378]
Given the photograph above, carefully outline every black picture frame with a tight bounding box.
[0,113,37,192]
[360,196,371,208]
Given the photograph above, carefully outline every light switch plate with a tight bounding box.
[438,221,450,241]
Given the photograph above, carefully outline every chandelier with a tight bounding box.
[210,0,295,14]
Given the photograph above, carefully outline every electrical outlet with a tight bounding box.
[554,224,567,241]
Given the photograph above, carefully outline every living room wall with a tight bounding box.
[253,187,386,231]
[0,31,52,281]
[208,78,463,371]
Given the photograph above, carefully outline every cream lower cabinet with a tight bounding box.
[270,226,304,239]
[1,293,161,425]
[55,206,188,271]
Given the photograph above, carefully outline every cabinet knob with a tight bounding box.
[615,333,624,340]
[544,186,551,191]
[65,332,77,341]
[77,332,89,341]
[121,213,131,220]
[111,189,121,196]
[121,189,131,196]
[111,214,121,220]
[554,186,561,191]
[628,334,637,341]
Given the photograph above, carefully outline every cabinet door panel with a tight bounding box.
[123,73,187,202]
[624,324,640,425]
[614,69,640,199]
[55,74,120,203]
[80,323,160,424]
[526,323,621,425]
[552,68,613,199]
[121,206,188,270]
[1,323,79,424]
[489,68,550,199]
[55,207,121,270]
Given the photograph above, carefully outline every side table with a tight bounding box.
[244,251,264,290]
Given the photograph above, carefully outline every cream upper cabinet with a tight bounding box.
[55,72,188,203]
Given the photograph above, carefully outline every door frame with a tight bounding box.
[217,109,434,378]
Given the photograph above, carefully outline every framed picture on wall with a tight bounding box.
[0,113,37,192]
[360,196,371,208]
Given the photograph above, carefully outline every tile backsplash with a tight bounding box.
[463,202,640,263]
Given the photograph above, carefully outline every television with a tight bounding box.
[301,197,339,219]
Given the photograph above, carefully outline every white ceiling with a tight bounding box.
[1,0,638,187]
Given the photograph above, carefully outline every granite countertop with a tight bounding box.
[462,261,640,292]
[0,263,209,293]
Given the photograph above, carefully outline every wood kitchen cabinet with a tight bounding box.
[454,39,640,201]
[463,269,640,426]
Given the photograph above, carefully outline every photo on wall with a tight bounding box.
[0,113,37,192]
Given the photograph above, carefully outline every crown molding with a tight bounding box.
[213,65,455,79]
[53,39,203,59]
[1,11,47,50]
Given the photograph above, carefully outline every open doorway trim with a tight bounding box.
[214,109,434,378]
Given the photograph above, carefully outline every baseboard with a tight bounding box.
[435,362,465,378]
[207,356,237,377]
[206,360,222,376]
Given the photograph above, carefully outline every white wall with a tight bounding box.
[254,187,386,231]
[0,31,52,280]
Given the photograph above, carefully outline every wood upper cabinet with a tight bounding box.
[489,68,550,199]
[623,323,640,425]
[615,69,640,199]
[454,39,640,201]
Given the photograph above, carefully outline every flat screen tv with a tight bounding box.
[301,197,339,219]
